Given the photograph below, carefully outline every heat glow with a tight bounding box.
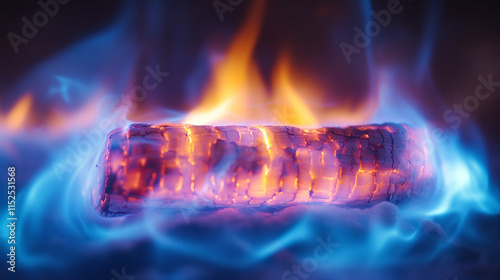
[185,0,374,127]
[1,1,498,279]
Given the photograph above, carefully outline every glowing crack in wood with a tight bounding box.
[92,123,435,216]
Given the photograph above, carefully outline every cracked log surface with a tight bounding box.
[92,123,436,216]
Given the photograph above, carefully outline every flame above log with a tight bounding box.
[92,123,435,216]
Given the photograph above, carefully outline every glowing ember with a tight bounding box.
[93,123,435,216]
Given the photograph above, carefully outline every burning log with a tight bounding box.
[92,123,435,216]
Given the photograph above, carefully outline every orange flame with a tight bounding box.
[185,0,268,125]
[271,53,320,126]
[185,0,375,128]
[1,94,33,131]
[1,92,109,136]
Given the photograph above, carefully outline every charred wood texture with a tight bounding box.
[92,123,435,216]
